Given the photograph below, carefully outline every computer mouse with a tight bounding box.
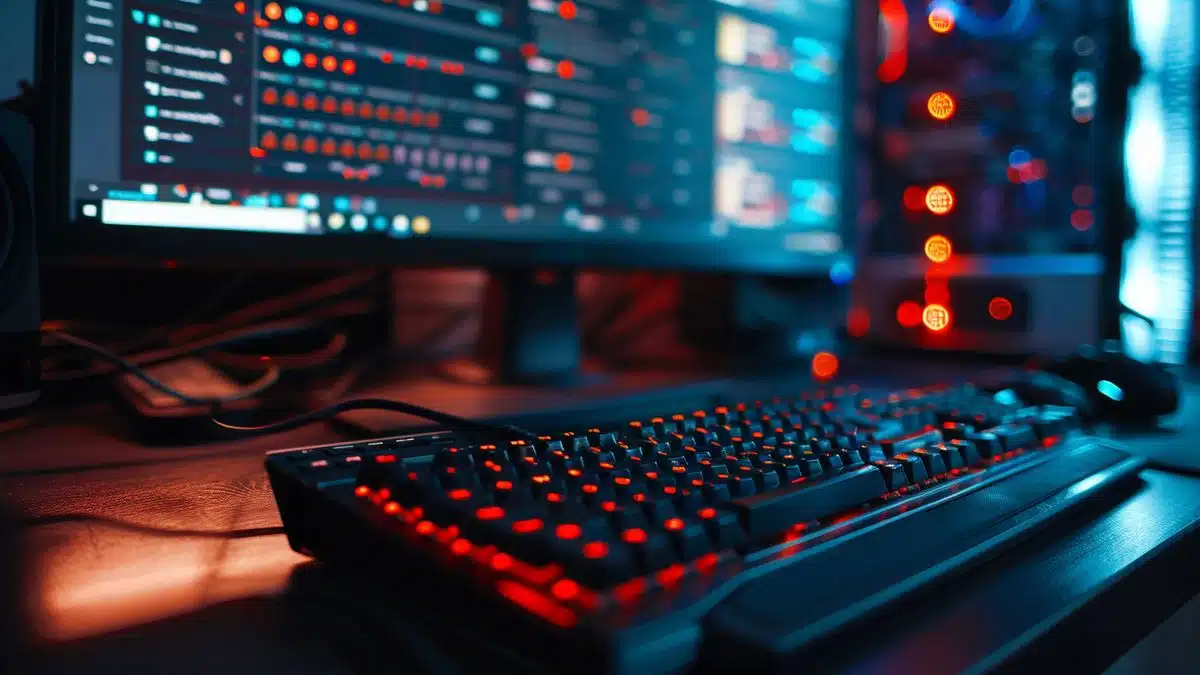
[985,370,1092,412]
[1043,345,1181,425]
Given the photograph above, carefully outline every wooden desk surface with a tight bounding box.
[3,390,1199,674]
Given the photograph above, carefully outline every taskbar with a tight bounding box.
[73,180,846,254]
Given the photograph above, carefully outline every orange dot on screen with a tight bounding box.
[631,108,651,127]
[924,234,953,263]
[264,3,282,20]
[322,55,338,72]
[811,352,839,380]
[989,297,1014,321]
[303,53,318,68]
[263,46,281,63]
[923,304,952,332]
[553,153,573,173]
[897,301,923,328]
[520,43,538,60]
[323,14,339,31]
[927,92,956,120]
[559,1,578,20]
[343,20,358,35]
[305,12,319,27]
[556,60,576,79]
[925,185,955,215]
[929,8,955,34]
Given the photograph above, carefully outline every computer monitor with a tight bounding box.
[39,0,856,381]
[42,0,854,274]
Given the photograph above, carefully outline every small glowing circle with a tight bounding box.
[924,235,953,263]
[897,301,923,328]
[925,185,955,215]
[923,304,952,331]
[811,352,840,380]
[989,297,1014,321]
[927,92,956,120]
[928,8,955,34]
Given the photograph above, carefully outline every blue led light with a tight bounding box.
[1008,147,1032,167]
[1097,380,1125,401]
[333,196,351,212]
[477,9,502,27]
[282,49,301,68]
[475,46,500,63]
[474,83,500,100]
[285,6,304,24]
[829,259,854,285]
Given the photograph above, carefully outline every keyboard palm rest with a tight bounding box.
[700,441,1141,673]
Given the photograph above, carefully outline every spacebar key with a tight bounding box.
[729,466,888,542]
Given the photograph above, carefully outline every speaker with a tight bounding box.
[0,106,40,413]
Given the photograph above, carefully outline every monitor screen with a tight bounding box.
[64,0,850,265]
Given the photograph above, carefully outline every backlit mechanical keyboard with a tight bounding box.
[266,381,1145,674]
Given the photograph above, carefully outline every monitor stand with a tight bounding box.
[439,267,599,387]
[338,267,738,435]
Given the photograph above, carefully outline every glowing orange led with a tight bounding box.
[925,185,955,215]
[262,46,281,63]
[556,60,576,79]
[631,108,651,127]
[559,1,578,19]
[341,59,357,75]
[811,352,839,380]
[322,55,338,72]
[512,518,544,534]
[343,19,358,35]
[303,53,318,68]
[520,43,538,60]
[553,152,574,173]
[264,3,282,20]
[622,528,648,544]
[556,523,583,540]
[929,8,955,34]
[323,14,339,31]
[582,541,609,559]
[989,297,1014,321]
[924,234,952,263]
[927,92,956,120]
[897,301,923,328]
[304,11,319,26]
[383,501,401,515]
[551,579,580,601]
[923,304,952,331]
[354,485,370,497]
[234,2,247,15]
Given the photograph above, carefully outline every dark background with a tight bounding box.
[0,0,34,100]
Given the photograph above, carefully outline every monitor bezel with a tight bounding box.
[36,0,857,274]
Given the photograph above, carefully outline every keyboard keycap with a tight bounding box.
[728,466,888,541]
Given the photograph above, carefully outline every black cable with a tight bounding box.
[43,319,315,382]
[12,513,285,539]
[45,330,281,405]
[205,331,349,370]
[212,397,536,440]
[115,272,253,355]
